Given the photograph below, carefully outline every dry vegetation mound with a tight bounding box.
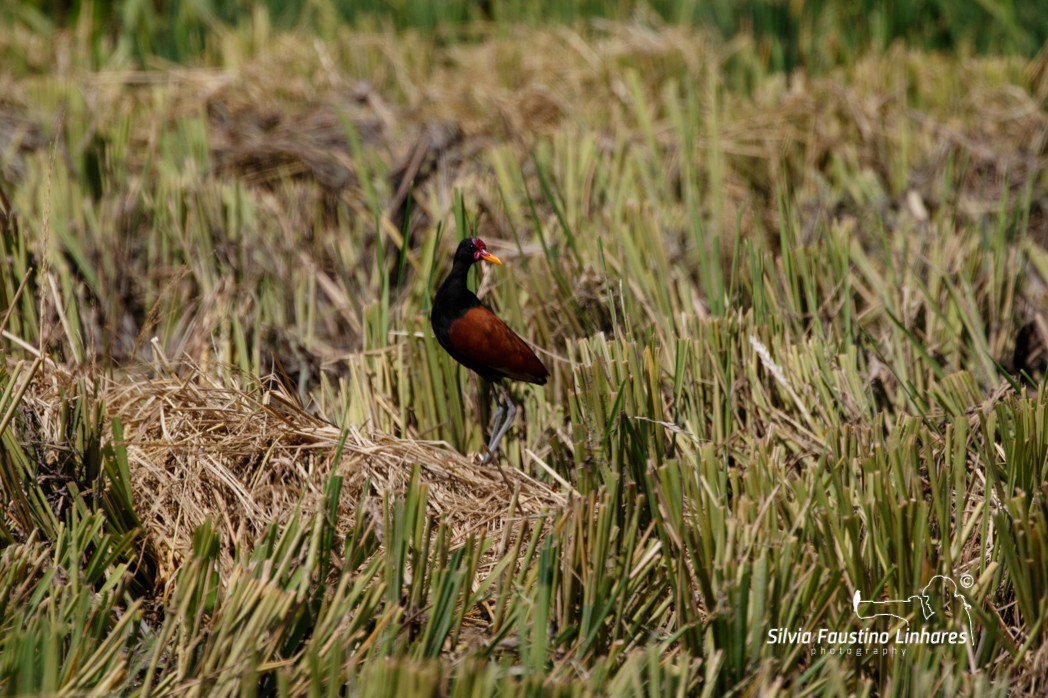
[13,355,566,583]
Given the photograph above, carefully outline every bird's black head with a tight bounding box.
[453,237,502,270]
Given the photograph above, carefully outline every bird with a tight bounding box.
[431,237,548,464]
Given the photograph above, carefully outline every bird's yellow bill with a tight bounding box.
[480,251,502,265]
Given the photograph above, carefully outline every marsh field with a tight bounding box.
[1,1,1048,695]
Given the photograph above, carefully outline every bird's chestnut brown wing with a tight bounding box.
[446,306,549,384]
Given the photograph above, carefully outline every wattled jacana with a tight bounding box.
[431,238,548,463]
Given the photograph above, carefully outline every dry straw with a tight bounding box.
[18,357,566,582]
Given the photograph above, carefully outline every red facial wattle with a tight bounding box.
[472,239,502,265]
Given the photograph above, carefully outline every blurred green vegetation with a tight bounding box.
[4,0,1045,69]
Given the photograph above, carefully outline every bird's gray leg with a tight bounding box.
[480,383,507,464]
[485,383,517,461]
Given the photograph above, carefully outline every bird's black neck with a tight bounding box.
[432,260,480,332]
[449,255,477,285]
